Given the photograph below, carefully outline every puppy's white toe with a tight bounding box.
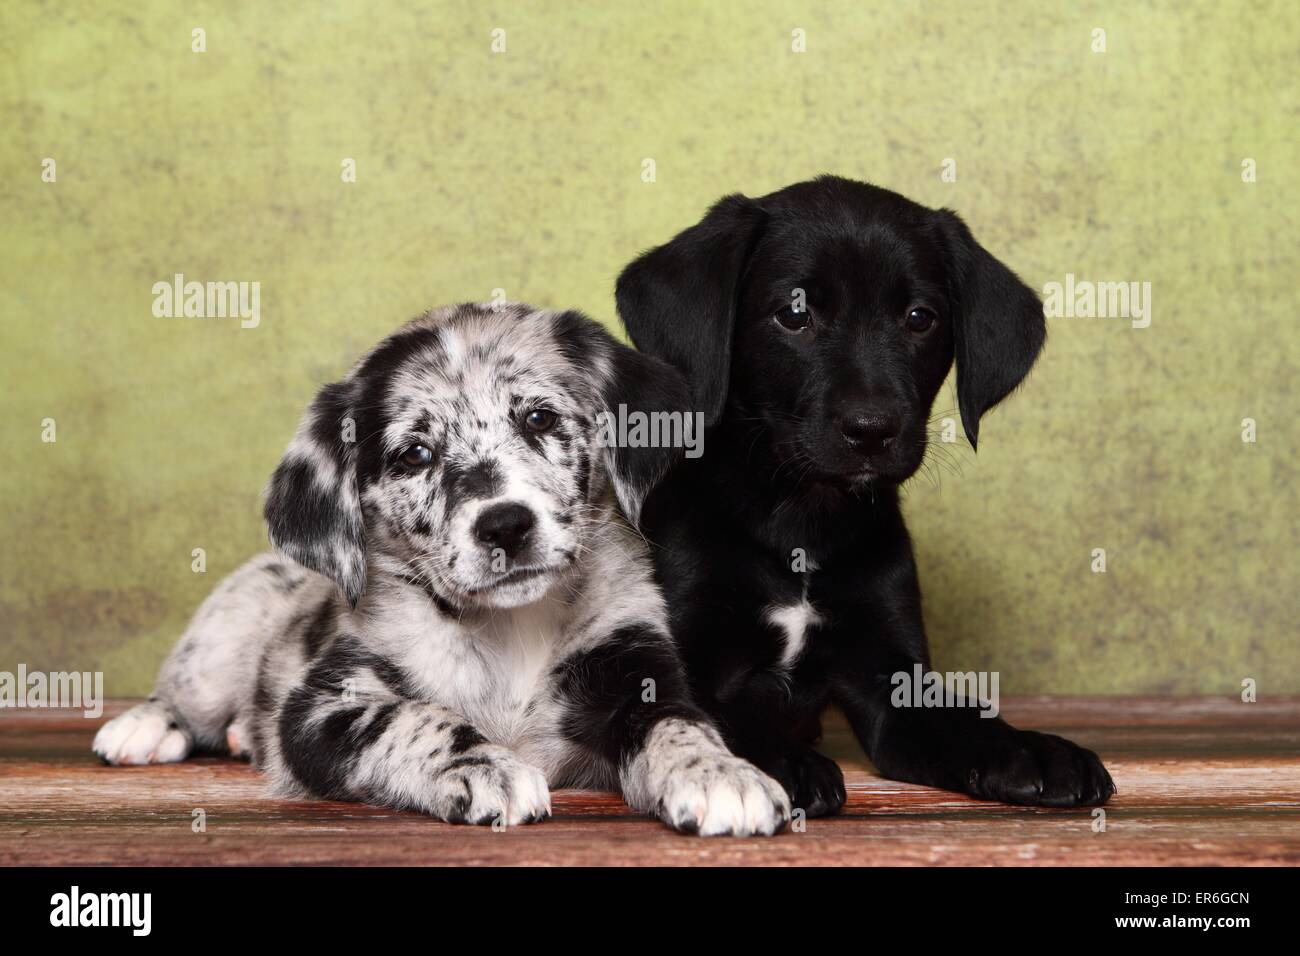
[153,727,193,763]
[698,779,747,836]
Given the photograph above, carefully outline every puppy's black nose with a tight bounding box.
[839,413,899,456]
[473,502,536,558]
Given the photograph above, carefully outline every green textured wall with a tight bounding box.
[2,1,1296,696]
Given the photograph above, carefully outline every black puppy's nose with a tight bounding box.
[840,413,899,456]
[473,502,536,558]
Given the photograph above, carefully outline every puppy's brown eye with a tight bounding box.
[906,307,937,333]
[774,305,811,332]
[524,409,558,433]
[399,444,434,468]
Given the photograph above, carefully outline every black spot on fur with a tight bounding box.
[301,597,335,659]
[439,459,466,509]
[351,326,447,488]
[460,459,503,500]
[276,636,422,799]
[444,755,492,771]
[519,422,546,453]
[367,654,417,699]
[278,696,367,799]
[395,572,461,618]
[450,724,487,754]
[554,623,706,766]
[265,562,307,593]
[575,449,591,502]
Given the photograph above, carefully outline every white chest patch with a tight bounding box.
[764,598,823,668]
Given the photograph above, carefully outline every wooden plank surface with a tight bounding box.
[2,698,1297,866]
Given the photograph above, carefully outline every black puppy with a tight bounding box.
[616,175,1115,815]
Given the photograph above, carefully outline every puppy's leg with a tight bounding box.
[706,677,847,818]
[830,556,1115,807]
[273,684,550,826]
[556,626,790,836]
[93,554,319,765]
[842,683,1116,807]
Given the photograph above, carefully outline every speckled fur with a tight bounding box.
[93,303,789,835]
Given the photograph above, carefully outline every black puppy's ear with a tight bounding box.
[937,210,1046,450]
[616,194,766,426]
[263,379,367,605]
[597,345,694,527]
[550,310,693,528]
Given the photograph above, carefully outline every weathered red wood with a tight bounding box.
[2,698,1297,866]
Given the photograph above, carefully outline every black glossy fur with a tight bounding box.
[618,176,1115,815]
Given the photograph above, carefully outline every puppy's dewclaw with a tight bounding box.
[225,719,251,759]
[96,303,784,836]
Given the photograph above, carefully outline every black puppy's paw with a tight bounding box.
[770,746,846,818]
[966,730,1115,807]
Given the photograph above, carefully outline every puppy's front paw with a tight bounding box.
[968,730,1115,807]
[770,746,846,818]
[659,756,791,836]
[429,746,551,826]
[92,701,192,766]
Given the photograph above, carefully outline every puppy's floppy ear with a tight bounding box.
[597,345,693,528]
[936,209,1047,450]
[263,378,367,605]
[550,310,692,528]
[616,194,767,427]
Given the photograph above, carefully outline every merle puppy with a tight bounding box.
[617,176,1115,815]
[93,303,790,835]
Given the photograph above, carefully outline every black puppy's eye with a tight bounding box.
[399,444,434,469]
[524,409,558,433]
[774,304,811,332]
[906,307,938,333]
